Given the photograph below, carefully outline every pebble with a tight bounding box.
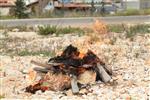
[1,33,150,99]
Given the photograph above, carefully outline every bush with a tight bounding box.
[108,24,125,33]
[58,26,84,34]
[116,9,150,16]
[38,25,84,36]
[143,9,150,15]
[38,25,57,35]
[126,24,150,38]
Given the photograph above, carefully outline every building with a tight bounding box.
[0,0,15,16]
[26,0,118,15]
[122,0,150,10]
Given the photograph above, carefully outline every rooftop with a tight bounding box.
[0,0,15,7]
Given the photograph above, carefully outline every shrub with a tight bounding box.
[126,24,150,38]
[58,26,84,34]
[108,24,124,33]
[38,25,57,35]
[38,25,84,36]
[143,9,150,15]
[116,9,140,16]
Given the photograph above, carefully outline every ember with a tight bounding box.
[26,45,112,94]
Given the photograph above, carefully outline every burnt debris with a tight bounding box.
[26,45,112,94]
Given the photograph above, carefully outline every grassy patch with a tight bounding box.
[108,24,125,33]
[57,26,84,35]
[17,50,56,57]
[0,25,34,32]
[115,9,150,16]
[0,95,5,99]
[107,24,150,38]
[38,25,57,35]
[37,25,85,36]
[125,24,150,38]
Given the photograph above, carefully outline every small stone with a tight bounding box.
[145,59,150,66]
[78,71,96,84]
[123,73,133,80]
[66,89,73,96]
[12,28,19,32]
[79,89,87,94]
[35,90,42,95]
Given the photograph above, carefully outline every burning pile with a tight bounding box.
[26,45,112,94]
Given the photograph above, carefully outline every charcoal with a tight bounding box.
[27,45,112,94]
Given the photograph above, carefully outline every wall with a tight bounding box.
[122,0,140,9]
[0,7,10,16]
[140,0,150,9]
[28,3,39,16]
[38,0,50,12]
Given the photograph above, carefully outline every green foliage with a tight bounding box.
[126,24,150,38]
[108,24,150,38]
[14,0,28,18]
[143,9,150,15]
[38,25,57,35]
[38,25,85,36]
[116,9,150,16]
[0,95,5,99]
[108,24,125,33]
[57,26,84,35]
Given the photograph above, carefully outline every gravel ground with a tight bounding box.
[0,31,150,100]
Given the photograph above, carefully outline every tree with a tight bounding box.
[14,0,28,18]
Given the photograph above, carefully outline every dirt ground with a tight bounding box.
[0,31,150,99]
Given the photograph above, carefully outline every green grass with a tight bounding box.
[38,25,57,35]
[0,15,16,19]
[108,24,125,33]
[115,9,150,16]
[0,95,5,99]
[108,24,150,38]
[125,24,150,38]
[38,25,85,36]
[0,25,34,32]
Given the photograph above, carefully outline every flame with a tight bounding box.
[78,48,87,59]
[79,53,85,59]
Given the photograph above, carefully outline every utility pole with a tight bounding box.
[91,0,95,15]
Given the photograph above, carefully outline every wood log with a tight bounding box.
[33,67,49,73]
[48,62,64,66]
[96,63,111,83]
[71,75,79,94]
[31,60,52,68]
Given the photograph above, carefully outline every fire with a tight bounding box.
[26,45,112,93]
[78,52,85,59]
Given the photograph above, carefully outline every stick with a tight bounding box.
[31,60,52,68]
[71,75,79,94]
[96,63,111,83]
[33,67,49,73]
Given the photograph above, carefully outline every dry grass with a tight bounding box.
[87,20,109,43]
[93,19,108,35]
